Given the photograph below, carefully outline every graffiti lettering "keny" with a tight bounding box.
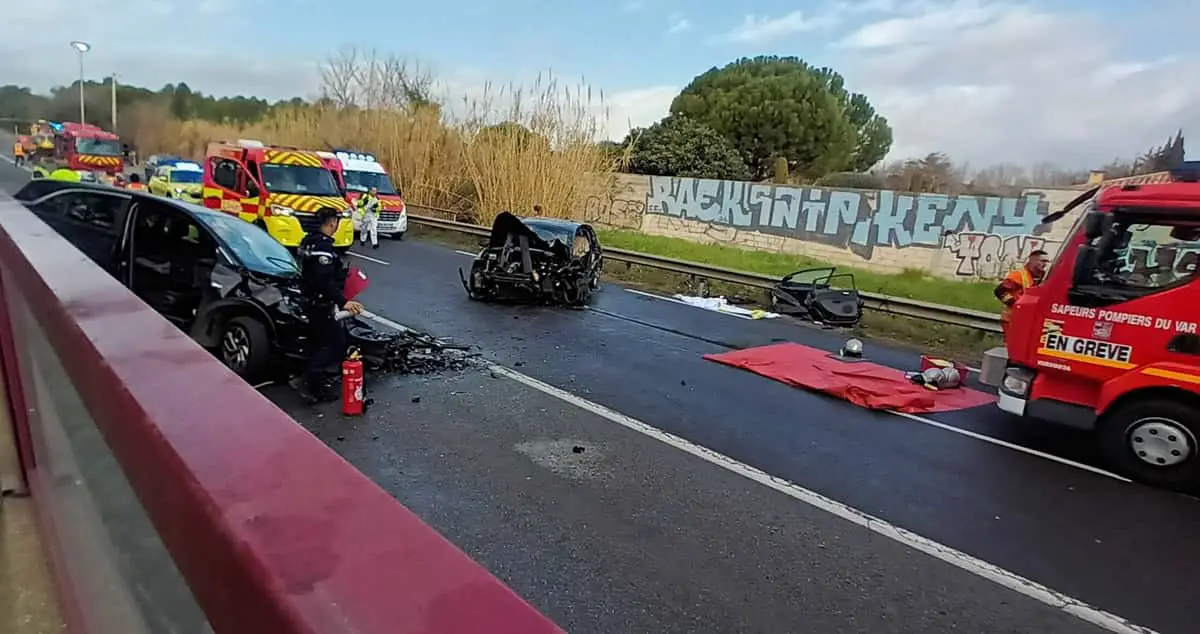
[647,176,1049,259]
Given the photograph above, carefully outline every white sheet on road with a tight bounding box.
[671,295,779,319]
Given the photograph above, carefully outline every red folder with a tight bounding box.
[344,267,370,300]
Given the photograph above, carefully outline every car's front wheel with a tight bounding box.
[391,231,406,240]
[220,316,271,381]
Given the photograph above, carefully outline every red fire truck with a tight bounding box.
[44,122,125,176]
[991,166,1200,492]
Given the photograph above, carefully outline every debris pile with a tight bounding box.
[347,319,476,375]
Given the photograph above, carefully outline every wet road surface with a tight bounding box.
[315,233,1199,634]
[3,152,1197,633]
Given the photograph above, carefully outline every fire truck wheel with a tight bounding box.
[220,316,270,381]
[1100,399,1200,493]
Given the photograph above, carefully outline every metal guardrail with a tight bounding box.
[406,209,1004,334]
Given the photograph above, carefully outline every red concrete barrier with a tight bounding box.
[0,192,564,634]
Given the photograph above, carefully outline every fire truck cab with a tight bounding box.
[994,165,1200,492]
[38,122,123,176]
[202,139,354,249]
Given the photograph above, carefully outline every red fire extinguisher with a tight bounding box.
[342,350,364,416]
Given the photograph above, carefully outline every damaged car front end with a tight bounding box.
[179,211,470,380]
[460,212,603,306]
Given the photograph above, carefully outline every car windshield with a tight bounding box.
[261,163,341,196]
[524,221,577,245]
[343,170,399,195]
[169,170,203,184]
[74,137,122,156]
[195,211,300,277]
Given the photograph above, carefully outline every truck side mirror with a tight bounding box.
[1083,211,1112,240]
[246,178,260,199]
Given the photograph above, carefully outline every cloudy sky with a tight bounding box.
[2,0,1196,169]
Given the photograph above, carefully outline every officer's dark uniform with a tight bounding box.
[296,220,347,399]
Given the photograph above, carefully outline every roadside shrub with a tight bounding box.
[123,48,616,226]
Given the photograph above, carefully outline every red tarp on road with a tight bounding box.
[704,342,997,414]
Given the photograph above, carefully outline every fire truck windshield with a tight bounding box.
[260,164,342,197]
[74,137,122,156]
[343,170,399,195]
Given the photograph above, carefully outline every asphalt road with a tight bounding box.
[3,146,1197,633]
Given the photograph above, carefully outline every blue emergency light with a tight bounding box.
[1169,161,1200,182]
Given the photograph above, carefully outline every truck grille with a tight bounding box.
[296,214,323,233]
[380,211,402,222]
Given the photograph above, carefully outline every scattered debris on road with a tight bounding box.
[348,320,476,375]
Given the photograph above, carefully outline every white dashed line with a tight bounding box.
[624,288,755,320]
[617,289,1125,481]
[347,251,390,265]
[357,309,1153,634]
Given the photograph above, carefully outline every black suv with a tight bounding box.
[13,179,314,381]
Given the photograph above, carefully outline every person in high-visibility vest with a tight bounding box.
[11,140,25,167]
[356,186,382,249]
[995,249,1049,338]
[126,173,148,190]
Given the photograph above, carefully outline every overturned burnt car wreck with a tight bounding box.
[460,212,603,305]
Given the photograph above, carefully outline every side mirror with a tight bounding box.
[247,181,260,198]
[1083,211,1112,240]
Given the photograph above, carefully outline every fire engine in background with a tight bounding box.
[202,139,354,250]
[31,122,125,179]
[333,149,408,240]
[29,120,58,161]
[983,162,1200,493]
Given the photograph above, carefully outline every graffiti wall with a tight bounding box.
[580,174,646,230]
[581,174,1080,280]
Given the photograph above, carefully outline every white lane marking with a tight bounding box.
[252,381,274,389]
[347,251,389,265]
[888,410,1128,481]
[600,296,1126,481]
[454,250,476,257]
[358,309,1155,634]
[0,154,32,172]
[626,286,989,373]
[624,288,754,320]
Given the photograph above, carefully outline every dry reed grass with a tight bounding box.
[125,49,623,225]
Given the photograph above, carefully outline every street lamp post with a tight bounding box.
[69,41,91,125]
[110,74,118,132]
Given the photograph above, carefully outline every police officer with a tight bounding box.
[291,207,364,402]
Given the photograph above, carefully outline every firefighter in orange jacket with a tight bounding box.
[12,140,25,167]
[995,249,1049,336]
[125,173,147,190]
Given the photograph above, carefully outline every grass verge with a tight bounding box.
[596,228,1002,314]
[408,224,1003,363]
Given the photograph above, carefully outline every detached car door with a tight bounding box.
[17,186,132,273]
